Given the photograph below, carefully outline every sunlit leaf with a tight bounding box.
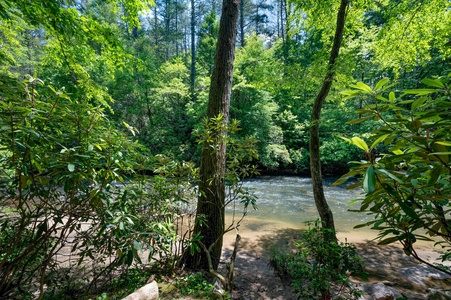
[421,78,444,88]
[351,137,369,152]
[403,89,437,95]
[374,78,389,90]
[355,82,373,93]
[389,92,395,103]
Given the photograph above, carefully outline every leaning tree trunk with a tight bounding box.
[182,0,240,271]
[309,0,349,242]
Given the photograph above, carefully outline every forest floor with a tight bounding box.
[220,228,451,300]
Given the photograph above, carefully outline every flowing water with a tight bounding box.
[225,175,378,243]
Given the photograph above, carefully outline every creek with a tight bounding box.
[225,175,377,243]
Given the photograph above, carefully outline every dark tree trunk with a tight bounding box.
[279,0,285,42]
[182,0,240,271]
[190,0,196,98]
[240,0,245,47]
[309,0,349,241]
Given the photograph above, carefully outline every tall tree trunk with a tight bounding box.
[255,4,259,34]
[190,0,196,98]
[309,0,349,241]
[279,0,285,42]
[182,0,240,271]
[240,0,245,47]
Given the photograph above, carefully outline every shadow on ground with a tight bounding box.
[223,228,451,299]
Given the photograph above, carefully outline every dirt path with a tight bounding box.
[221,228,451,300]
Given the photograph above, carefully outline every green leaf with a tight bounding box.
[411,97,426,110]
[68,163,75,172]
[346,181,362,190]
[355,82,373,93]
[378,236,400,245]
[392,149,404,155]
[363,166,376,193]
[430,152,451,155]
[126,249,134,266]
[403,89,437,96]
[333,176,349,186]
[351,137,369,152]
[389,92,395,103]
[375,168,403,183]
[340,90,360,97]
[421,78,444,89]
[435,141,451,146]
[375,78,389,90]
[338,136,351,143]
[399,201,419,219]
[15,141,26,152]
[428,166,442,185]
[133,240,142,251]
[346,116,372,124]
[355,109,375,114]
[371,134,390,149]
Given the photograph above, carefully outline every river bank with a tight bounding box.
[221,222,450,300]
[218,175,450,299]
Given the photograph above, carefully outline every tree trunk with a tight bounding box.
[190,0,196,98]
[240,0,245,47]
[309,0,349,241]
[182,0,240,271]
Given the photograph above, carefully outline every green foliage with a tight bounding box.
[143,58,192,158]
[0,73,127,296]
[197,10,219,76]
[335,75,451,266]
[231,84,290,169]
[270,221,365,299]
[194,114,259,179]
[175,273,215,297]
[0,71,192,297]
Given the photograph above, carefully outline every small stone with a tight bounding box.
[382,280,397,287]
[362,282,395,300]
[401,291,426,300]
[427,288,451,300]
[121,281,159,300]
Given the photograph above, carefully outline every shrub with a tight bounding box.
[270,221,365,300]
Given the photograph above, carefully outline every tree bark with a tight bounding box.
[309,0,349,241]
[240,0,245,47]
[183,0,240,271]
[190,0,196,99]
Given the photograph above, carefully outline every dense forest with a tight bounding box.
[0,0,450,299]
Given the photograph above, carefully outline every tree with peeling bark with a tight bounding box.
[182,0,240,271]
[309,0,349,242]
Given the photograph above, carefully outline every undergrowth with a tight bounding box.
[269,220,367,300]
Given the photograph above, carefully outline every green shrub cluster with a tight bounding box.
[270,221,366,300]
